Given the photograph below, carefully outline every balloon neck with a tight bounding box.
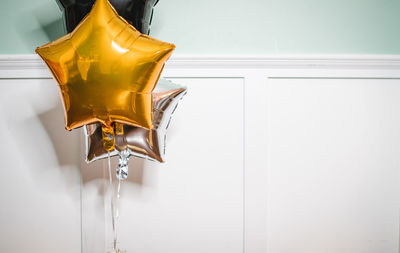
[102,125,115,151]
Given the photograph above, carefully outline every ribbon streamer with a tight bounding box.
[107,152,124,253]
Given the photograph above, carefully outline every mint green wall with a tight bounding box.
[0,0,399,54]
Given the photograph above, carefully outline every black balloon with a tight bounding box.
[56,0,159,34]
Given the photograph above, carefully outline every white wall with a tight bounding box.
[0,55,400,253]
[265,78,400,253]
[0,78,81,252]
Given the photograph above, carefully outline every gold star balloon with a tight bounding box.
[35,0,175,150]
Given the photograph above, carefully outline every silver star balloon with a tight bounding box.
[84,78,187,179]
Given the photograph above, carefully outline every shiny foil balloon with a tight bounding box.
[36,0,175,149]
[57,0,159,34]
[85,78,187,163]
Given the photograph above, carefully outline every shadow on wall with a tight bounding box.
[1,80,78,193]
[14,1,65,52]
[38,102,78,167]
[1,79,147,198]
[37,90,147,191]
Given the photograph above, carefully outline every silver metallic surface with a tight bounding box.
[85,78,187,163]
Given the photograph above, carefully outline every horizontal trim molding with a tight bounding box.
[1,54,400,79]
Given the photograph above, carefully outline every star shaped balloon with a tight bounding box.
[85,78,186,164]
[36,0,175,150]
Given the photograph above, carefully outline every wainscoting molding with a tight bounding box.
[1,54,400,78]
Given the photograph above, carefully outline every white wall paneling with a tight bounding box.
[0,78,81,252]
[0,55,400,253]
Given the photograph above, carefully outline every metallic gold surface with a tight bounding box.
[36,0,175,132]
[85,78,187,163]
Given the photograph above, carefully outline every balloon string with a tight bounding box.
[107,152,118,252]
[115,177,122,251]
